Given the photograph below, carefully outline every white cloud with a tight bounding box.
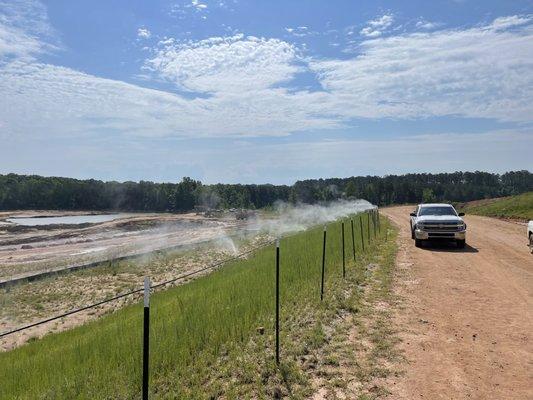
[0,0,58,59]
[368,14,394,28]
[191,0,207,11]
[169,0,212,19]
[144,34,301,93]
[489,15,531,30]
[313,15,533,122]
[1,5,532,145]
[415,19,440,30]
[284,26,315,37]
[0,60,339,139]
[0,20,42,58]
[137,27,151,39]
[360,13,394,37]
[359,27,382,38]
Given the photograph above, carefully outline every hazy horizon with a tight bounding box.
[1,168,531,187]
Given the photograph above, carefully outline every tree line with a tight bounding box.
[0,170,531,212]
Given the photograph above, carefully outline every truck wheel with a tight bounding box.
[456,239,466,249]
[415,239,423,248]
[529,234,533,254]
[411,226,415,239]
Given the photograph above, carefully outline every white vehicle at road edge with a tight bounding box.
[410,203,467,249]
[527,220,533,254]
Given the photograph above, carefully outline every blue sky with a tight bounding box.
[0,0,532,184]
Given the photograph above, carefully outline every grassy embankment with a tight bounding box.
[0,212,398,399]
[458,191,533,220]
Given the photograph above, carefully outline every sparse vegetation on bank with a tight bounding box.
[457,191,533,220]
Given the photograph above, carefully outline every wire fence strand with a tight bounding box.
[0,239,276,339]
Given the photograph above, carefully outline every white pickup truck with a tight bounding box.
[410,203,466,248]
[527,221,533,254]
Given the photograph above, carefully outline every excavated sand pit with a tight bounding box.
[0,211,241,283]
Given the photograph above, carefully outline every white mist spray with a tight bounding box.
[248,199,375,237]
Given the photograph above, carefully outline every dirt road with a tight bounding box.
[381,206,532,400]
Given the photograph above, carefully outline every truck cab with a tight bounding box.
[410,203,467,248]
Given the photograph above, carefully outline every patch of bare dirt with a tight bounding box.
[0,211,241,282]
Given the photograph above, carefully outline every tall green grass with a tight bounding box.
[0,212,385,399]
[459,191,533,220]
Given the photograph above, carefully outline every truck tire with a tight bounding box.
[456,239,466,249]
[529,233,533,254]
[415,239,423,248]
[411,226,415,240]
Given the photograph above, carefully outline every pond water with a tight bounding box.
[6,214,129,226]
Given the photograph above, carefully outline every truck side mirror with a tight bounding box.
[458,212,465,216]
[409,212,416,217]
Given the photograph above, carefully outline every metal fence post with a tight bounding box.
[373,209,377,239]
[359,215,365,252]
[350,219,356,261]
[320,226,327,301]
[275,240,280,365]
[142,277,150,400]
[341,221,345,278]
[367,212,371,242]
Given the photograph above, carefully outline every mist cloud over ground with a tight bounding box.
[250,199,375,238]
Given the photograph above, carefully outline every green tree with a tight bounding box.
[345,181,357,198]
[422,188,436,203]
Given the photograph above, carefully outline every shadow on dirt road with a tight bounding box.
[417,241,479,253]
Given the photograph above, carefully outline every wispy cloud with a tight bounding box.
[0,58,338,139]
[313,15,533,122]
[489,15,531,30]
[284,26,315,37]
[415,19,441,30]
[170,0,213,19]
[137,27,151,39]
[191,0,208,10]
[360,13,394,37]
[144,34,300,93]
[0,0,59,59]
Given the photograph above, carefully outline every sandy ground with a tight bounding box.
[0,211,241,282]
[381,206,533,400]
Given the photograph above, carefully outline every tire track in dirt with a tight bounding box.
[382,206,532,400]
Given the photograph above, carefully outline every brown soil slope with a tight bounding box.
[381,206,532,400]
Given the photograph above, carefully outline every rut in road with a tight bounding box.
[381,206,533,400]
